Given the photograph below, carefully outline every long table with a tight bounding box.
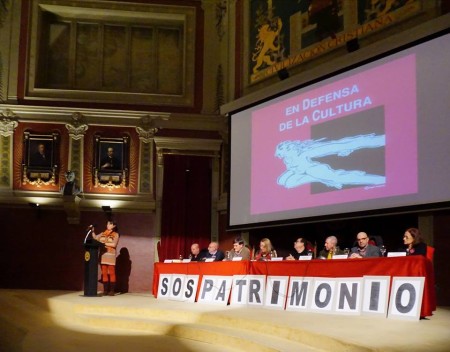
[153,256,436,317]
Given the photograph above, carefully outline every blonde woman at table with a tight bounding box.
[254,238,277,261]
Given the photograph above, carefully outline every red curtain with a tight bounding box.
[159,154,212,261]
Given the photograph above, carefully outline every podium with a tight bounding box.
[83,239,104,297]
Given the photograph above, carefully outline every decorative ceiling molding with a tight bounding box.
[0,104,226,132]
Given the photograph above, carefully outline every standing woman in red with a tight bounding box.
[92,220,120,296]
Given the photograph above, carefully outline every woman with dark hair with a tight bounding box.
[92,220,120,295]
[403,227,427,256]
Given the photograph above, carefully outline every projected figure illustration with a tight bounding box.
[275,133,386,189]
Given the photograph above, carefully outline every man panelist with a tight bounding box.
[286,237,309,260]
[349,232,382,258]
[318,236,344,259]
[229,238,251,260]
[203,242,225,261]
[190,243,206,261]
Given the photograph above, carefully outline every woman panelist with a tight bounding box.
[254,238,277,261]
[403,227,427,256]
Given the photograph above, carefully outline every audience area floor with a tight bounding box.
[1,289,449,352]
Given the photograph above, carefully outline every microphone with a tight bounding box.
[84,224,97,243]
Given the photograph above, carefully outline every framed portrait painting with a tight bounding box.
[93,135,129,188]
[22,132,59,186]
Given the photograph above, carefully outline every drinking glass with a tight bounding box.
[380,245,386,257]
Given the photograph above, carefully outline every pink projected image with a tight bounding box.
[250,54,418,215]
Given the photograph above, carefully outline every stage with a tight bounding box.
[1,290,449,352]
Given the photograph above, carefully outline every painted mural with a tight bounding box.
[249,0,422,83]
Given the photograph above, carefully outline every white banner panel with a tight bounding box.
[286,277,314,312]
[230,275,266,307]
[230,275,250,306]
[334,278,363,315]
[310,278,337,314]
[264,276,289,310]
[198,276,233,305]
[182,275,199,303]
[361,276,390,317]
[388,276,425,321]
[169,275,186,301]
[157,274,173,299]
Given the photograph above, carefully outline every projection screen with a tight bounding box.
[228,30,450,230]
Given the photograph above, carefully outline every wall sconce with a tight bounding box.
[29,202,41,218]
[102,205,112,220]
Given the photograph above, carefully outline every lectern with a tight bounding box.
[83,238,104,296]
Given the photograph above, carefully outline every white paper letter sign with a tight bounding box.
[230,275,249,306]
[362,276,390,317]
[264,276,289,309]
[183,275,199,303]
[334,278,363,315]
[310,278,337,313]
[198,276,232,305]
[157,274,172,299]
[388,276,425,320]
[286,277,314,312]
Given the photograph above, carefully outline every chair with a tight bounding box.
[426,245,435,263]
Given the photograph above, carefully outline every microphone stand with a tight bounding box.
[84,228,93,244]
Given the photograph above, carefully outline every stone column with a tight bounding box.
[65,112,88,192]
[0,109,18,190]
[154,146,164,262]
[63,112,88,224]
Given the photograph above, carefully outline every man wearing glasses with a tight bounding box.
[286,237,310,260]
[349,232,382,258]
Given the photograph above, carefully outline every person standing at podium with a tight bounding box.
[92,220,120,296]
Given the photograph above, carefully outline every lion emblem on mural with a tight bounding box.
[252,17,283,74]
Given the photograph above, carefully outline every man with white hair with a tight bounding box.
[203,241,225,261]
[318,236,344,259]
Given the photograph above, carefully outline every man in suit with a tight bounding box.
[30,143,51,167]
[349,232,382,258]
[101,147,121,170]
[203,241,225,261]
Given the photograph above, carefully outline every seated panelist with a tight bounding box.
[349,232,381,258]
[229,238,251,260]
[203,242,225,261]
[254,238,277,261]
[286,237,309,260]
[190,243,207,261]
[403,227,427,256]
[318,236,344,259]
